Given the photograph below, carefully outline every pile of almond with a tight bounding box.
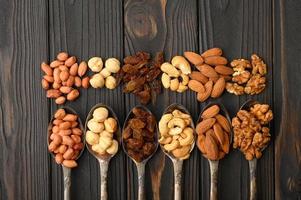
[184,48,234,102]
[41,52,89,104]
[48,108,84,168]
[196,105,231,160]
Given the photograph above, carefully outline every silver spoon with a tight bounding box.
[159,103,196,200]
[197,102,233,200]
[47,106,85,200]
[85,103,121,200]
[122,105,159,200]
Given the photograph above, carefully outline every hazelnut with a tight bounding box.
[88,57,103,72]
[105,76,117,90]
[93,107,109,122]
[89,73,105,88]
[100,68,111,78]
[104,117,117,133]
[105,58,120,73]
[87,119,104,133]
[85,131,100,145]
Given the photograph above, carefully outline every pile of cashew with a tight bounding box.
[88,57,121,89]
[160,56,191,93]
[85,107,119,155]
[159,109,194,160]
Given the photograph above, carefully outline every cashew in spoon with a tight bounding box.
[172,145,191,158]
[159,136,172,145]
[164,140,180,151]
[161,62,180,77]
[86,131,100,145]
[159,113,173,135]
[168,118,186,129]
[179,127,194,146]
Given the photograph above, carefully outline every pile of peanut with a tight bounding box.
[196,105,231,160]
[160,56,191,93]
[232,103,273,160]
[48,108,84,168]
[184,48,234,102]
[85,107,119,156]
[88,57,121,90]
[159,109,194,160]
[41,52,90,104]
[226,54,267,95]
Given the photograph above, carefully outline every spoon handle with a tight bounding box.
[209,160,219,200]
[98,159,110,200]
[172,159,183,200]
[136,162,146,200]
[249,159,257,200]
[62,166,71,200]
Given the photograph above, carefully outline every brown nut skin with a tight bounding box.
[73,143,84,150]
[55,153,64,164]
[63,148,74,160]
[72,128,82,135]
[41,62,53,76]
[59,86,72,94]
[62,136,75,146]
[58,145,68,154]
[59,121,72,130]
[201,48,223,58]
[55,96,66,105]
[201,105,220,119]
[60,70,69,82]
[205,132,219,160]
[65,56,76,67]
[48,141,58,152]
[71,135,81,143]
[52,134,62,145]
[74,76,82,87]
[81,77,90,88]
[57,52,69,61]
[196,118,216,135]
[63,114,78,122]
[54,109,66,119]
[66,76,75,87]
[71,121,78,128]
[59,129,72,136]
[78,61,88,77]
[69,63,78,76]
[62,160,78,168]
[67,89,80,101]
[50,60,64,68]
[52,125,60,134]
[41,79,50,90]
[43,75,54,83]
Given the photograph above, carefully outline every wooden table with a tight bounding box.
[0,0,300,199]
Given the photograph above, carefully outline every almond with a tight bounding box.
[74,76,81,87]
[213,123,224,145]
[204,56,228,65]
[197,64,218,78]
[67,89,79,101]
[189,71,209,84]
[78,61,88,77]
[197,134,206,154]
[41,62,53,76]
[196,118,216,135]
[60,70,69,82]
[82,77,90,88]
[59,86,72,94]
[43,75,54,83]
[221,133,230,153]
[46,89,62,98]
[201,105,220,119]
[197,80,213,102]
[65,56,76,67]
[41,79,49,90]
[215,114,231,133]
[211,77,225,98]
[50,60,64,68]
[209,76,219,83]
[220,75,232,81]
[69,63,78,76]
[55,96,66,105]
[201,48,222,58]
[57,52,69,61]
[188,80,205,93]
[215,65,234,75]
[184,51,204,65]
[205,132,219,160]
[66,76,75,87]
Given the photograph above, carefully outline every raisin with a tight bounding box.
[129,118,145,129]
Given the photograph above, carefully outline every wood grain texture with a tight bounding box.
[0,0,49,199]
[274,0,301,199]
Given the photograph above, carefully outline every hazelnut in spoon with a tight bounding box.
[85,103,120,200]
[47,107,85,200]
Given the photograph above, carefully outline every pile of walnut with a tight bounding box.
[226,54,267,95]
[160,56,191,93]
[85,107,119,156]
[184,48,234,102]
[41,52,90,104]
[159,109,194,160]
[88,57,121,90]
[48,108,84,168]
[123,107,157,162]
[232,103,273,160]
[121,52,164,104]
[196,105,231,160]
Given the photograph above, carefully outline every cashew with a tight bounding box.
[169,127,183,136]
[100,68,111,78]
[159,114,173,135]
[88,57,103,72]
[105,58,120,73]
[172,109,191,119]
[176,83,188,93]
[159,136,172,145]
[92,143,106,155]
[100,130,113,138]
[168,118,186,129]
[170,78,180,91]
[181,74,189,85]
[164,140,180,152]
[90,73,105,88]
[85,131,100,145]
[98,136,113,150]
[172,145,191,158]
[87,119,104,133]
[184,118,192,126]
[173,135,180,140]
[93,107,109,122]
[161,73,171,88]
[171,56,191,75]
[106,139,118,155]
[179,127,194,146]
[161,62,180,77]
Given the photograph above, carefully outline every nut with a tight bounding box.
[57,52,69,61]
[105,58,120,73]
[184,51,204,65]
[204,56,228,66]
[93,107,109,122]
[86,131,100,145]
[100,68,111,78]
[106,140,118,155]
[104,117,117,133]
[90,73,105,88]
[78,61,88,77]
[201,105,220,119]
[201,48,222,58]
[211,77,225,98]
[88,57,103,72]
[171,56,191,75]
[161,73,171,88]
[87,119,104,133]
[160,62,180,77]
[188,80,205,93]
[105,76,117,89]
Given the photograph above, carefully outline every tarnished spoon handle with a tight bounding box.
[98,159,110,200]
[172,159,183,200]
[62,166,71,200]
[136,162,146,200]
[249,159,257,200]
[209,160,219,200]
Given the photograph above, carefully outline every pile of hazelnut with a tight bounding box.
[85,107,119,156]
[123,107,157,162]
[232,103,273,160]
[159,109,194,160]
[226,54,267,95]
[41,52,90,104]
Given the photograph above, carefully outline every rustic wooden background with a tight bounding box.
[0,0,300,199]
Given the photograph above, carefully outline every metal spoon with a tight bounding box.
[240,99,270,200]
[122,105,159,200]
[197,102,233,200]
[159,103,196,200]
[85,103,121,200]
[47,106,85,200]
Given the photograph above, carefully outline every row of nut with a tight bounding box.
[41,49,268,105]
[49,103,273,168]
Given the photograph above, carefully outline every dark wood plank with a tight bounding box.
[274,0,301,199]
[124,0,199,199]
[198,0,273,199]
[0,0,49,199]
[48,0,125,200]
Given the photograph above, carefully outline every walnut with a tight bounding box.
[231,59,251,72]
[226,83,244,95]
[251,54,267,75]
[232,71,251,84]
[250,104,273,124]
[244,74,266,95]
